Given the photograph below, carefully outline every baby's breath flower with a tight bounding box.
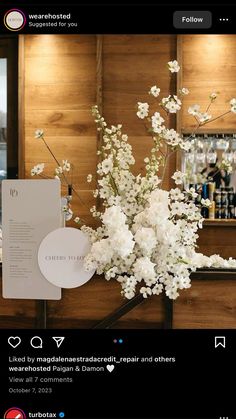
[35,129,44,139]
[31,163,45,176]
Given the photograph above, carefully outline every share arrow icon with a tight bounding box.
[52,337,65,348]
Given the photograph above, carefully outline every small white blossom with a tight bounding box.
[171,171,185,185]
[197,112,212,123]
[149,85,160,97]
[87,174,93,183]
[230,98,236,113]
[35,129,44,139]
[105,267,119,280]
[210,92,218,100]
[201,198,212,207]
[62,159,71,172]
[168,60,180,73]
[140,287,152,298]
[231,105,236,113]
[170,188,185,201]
[179,87,189,95]
[137,102,149,119]
[188,104,200,116]
[152,283,163,295]
[55,166,63,175]
[185,187,198,199]
[74,217,81,224]
[162,96,181,114]
[31,163,45,176]
[220,159,233,174]
[165,287,179,300]
[101,157,113,174]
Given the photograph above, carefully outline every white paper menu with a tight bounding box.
[2,179,62,300]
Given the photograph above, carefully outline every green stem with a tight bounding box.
[160,148,177,188]
[42,136,69,186]
[109,173,119,195]
[205,100,212,113]
[200,110,231,126]
[71,186,90,211]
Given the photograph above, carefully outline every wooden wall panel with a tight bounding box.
[103,35,177,189]
[23,34,97,228]
[180,35,236,132]
[197,224,236,259]
[174,280,236,328]
[0,279,37,328]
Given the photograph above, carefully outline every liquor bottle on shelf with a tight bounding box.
[208,201,215,219]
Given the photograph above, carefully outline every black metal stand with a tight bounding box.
[93,294,144,329]
[35,300,47,329]
[93,294,173,329]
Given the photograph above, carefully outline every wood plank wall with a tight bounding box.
[103,35,177,189]
[180,35,236,133]
[23,35,97,226]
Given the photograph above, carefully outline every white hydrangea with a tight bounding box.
[110,228,135,258]
[134,227,157,256]
[89,239,114,266]
[133,257,156,282]
[102,206,127,232]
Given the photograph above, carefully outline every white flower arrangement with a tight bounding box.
[32,60,236,300]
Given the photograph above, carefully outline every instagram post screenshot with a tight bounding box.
[0,2,236,418]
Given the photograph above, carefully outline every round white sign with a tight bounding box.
[38,227,95,289]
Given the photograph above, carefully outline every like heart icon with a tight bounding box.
[8,336,21,349]
[106,364,115,373]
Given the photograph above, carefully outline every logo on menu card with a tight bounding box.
[10,188,18,198]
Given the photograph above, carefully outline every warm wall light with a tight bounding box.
[186,34,231,61]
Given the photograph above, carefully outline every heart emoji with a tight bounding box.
[106,364,115,373]
[8,336,21,349]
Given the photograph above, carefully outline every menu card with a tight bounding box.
[2,179,62,300]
